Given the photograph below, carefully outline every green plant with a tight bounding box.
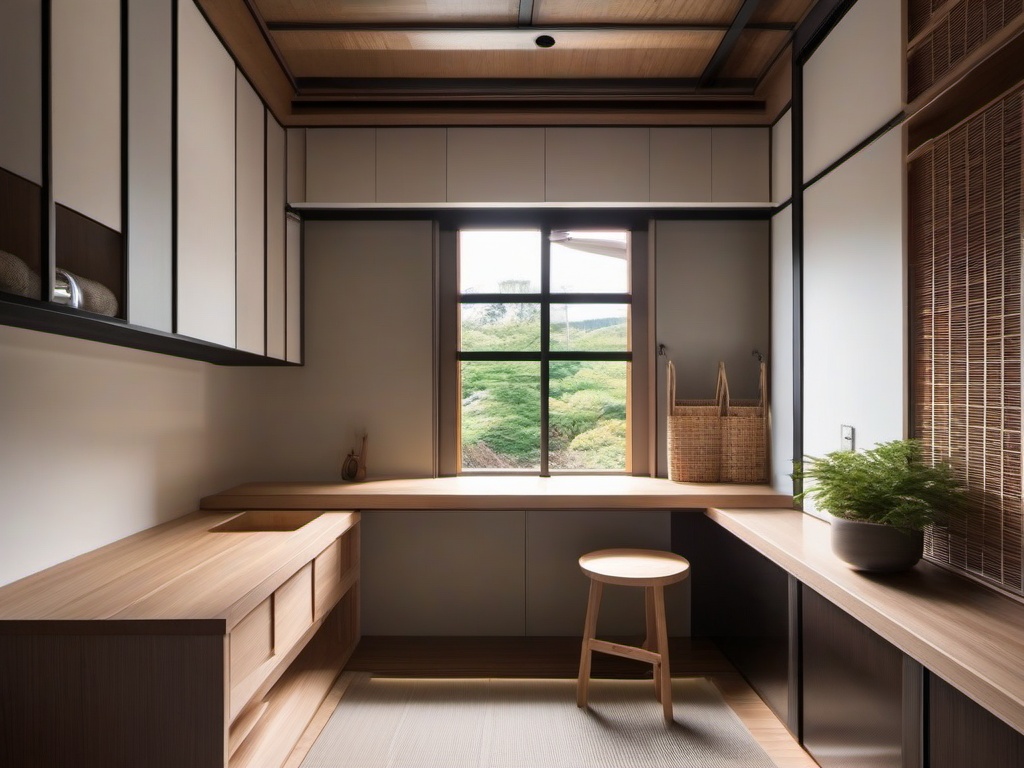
[792,439,965,530]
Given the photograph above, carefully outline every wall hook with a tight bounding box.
[752,349,764,363]
[658,343,667,357]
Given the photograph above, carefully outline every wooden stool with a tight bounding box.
[576,548,690,722]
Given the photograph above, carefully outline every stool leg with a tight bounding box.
[577,579,603,708]
[645,587,662,700]
[653,584,673,722]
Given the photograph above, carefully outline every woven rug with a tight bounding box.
[300,675,777,768]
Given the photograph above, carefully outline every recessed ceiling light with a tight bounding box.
[535,35,555,48]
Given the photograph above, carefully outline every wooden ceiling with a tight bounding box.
[198,0,815,125]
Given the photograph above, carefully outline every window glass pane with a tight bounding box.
[549,361,628,471]
[459,230,541,294]
[549,230,629,293]
[549,304,629,352]
[461,361,541,470]
[460,303,541,352]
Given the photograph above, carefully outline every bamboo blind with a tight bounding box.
[909,87,1024,596]
[908,0,1024,101]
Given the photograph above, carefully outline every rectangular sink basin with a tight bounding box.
[210,510,323,533]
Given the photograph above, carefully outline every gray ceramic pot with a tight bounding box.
[830,516,924,572]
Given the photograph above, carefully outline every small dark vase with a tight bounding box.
[830,516,924,572]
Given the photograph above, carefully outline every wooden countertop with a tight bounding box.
[200,476,792,511]
[707,507,1024,735]
[0,510,358,632]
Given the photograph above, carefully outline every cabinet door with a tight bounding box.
[287,128,306,204]
[177,0,235,346]
[127,0,173,331]
[545,127,650,202]
[286,214,302,363]
[649,128,712,202]
[52,0,121,233]
[711,128,769,203]
[376,128,446,202]
[802,585,904,768]
[236,72,266,356]
[929,674,1024,768]
[266,115,287,360]
[0,0,44,301]
[447,128,545,203]
[52,0,124,316]
[306,128,375,202]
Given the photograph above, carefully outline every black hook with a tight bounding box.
[752,349,764,363]
[658,344,667,357]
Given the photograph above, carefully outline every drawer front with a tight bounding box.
[314,538,343,620]
[274,561,313,653]
[230,597,273,686]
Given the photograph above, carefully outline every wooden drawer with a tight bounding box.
[314,538,343,621]
[274,562,313,654]
[230,597,273,687]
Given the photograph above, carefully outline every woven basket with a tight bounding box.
[666,360,727,483]
[720,361,768,483]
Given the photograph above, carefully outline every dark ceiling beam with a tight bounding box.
[292,77,760,98]
[518,0,535,27]
[697,0,763,88]
[264,21,794,33]
[290,98,767,113]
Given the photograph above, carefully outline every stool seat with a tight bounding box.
[579,548,690,587]
[576,548,691,723]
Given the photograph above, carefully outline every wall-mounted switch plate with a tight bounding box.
[841,425,855,452]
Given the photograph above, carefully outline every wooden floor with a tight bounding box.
[288,637,817,768]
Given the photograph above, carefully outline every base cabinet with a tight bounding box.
[0,514,360,768]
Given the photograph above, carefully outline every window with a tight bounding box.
[439,224,650,475]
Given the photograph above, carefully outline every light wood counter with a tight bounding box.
[707,507,1024,736]
[0,509,358,630]
[201,476,792,511]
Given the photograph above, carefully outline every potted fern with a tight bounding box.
[793,439,964,572]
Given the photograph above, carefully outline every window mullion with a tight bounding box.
[540,229,551,476]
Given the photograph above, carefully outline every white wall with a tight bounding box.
[0,325,258,587]
[654,220,771,478]
[802,126,906,493]
[247,220,436,480]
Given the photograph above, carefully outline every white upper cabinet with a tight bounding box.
[176,0,236,347]
[51,0,121,232]
[127,0,173,332]
[447,128,545,203]
[287,128,307,204]
[649,128,712,202]
[376,128,447,203]
[772,110,793,205]
[306,129,376,202]
[711,128,770,203]
[266,115,287,361]
[545,127,650,202]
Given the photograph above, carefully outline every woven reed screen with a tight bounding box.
[908,0,1024,101]
[909,87,1024,596]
